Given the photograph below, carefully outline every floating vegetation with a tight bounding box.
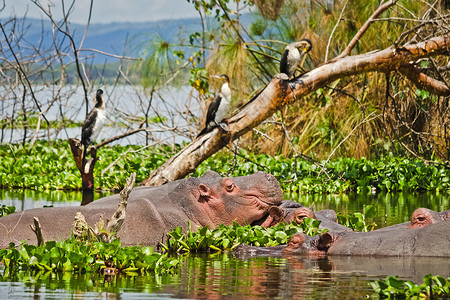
[0,205,16,217]
[1,141,449,193]
[337,204,377,232]
[0,239,179,276]
[370,274,450,299]
[161,218,327,253]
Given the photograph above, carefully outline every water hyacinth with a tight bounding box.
[0,239,179,275]
[370,274,450,298]
[162,218,327,253]
[2,141,449,194]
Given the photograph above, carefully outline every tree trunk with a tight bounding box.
[69,138,97,191]
[142,35,449,186]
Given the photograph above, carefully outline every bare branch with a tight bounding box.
[30,217,44,246]
[398,63,450,96]
[337,0,398,58]
[143,34,449,185]
[78,48,142,60]
[325,0,348,62]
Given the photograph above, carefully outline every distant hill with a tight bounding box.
[16,17,202,63]
[15,15,253,64]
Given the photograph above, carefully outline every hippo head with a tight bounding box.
[282,232,333,256]
[186,171,283,227]
[409,208,450,228]
[260,204,315,228]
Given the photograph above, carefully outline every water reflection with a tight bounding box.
[291,191,450,228]
[0,189,110,210]
[2,254,449,299]
[0,190,449,299]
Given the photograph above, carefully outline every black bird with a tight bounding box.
[280,39,312,78]
[81,89,106,158]
[197,74,231,137]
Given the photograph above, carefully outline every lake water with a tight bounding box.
[1,190,449,299]
[0,85,199,146]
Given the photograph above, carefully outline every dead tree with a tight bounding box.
[69,138,97,191]
[141,1,449,186]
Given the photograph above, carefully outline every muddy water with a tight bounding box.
[0,190,449,299]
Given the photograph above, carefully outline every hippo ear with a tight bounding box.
[309,203,315,212]
[317,232,333,251]
[198,184,212,198]
[268,206,284,223]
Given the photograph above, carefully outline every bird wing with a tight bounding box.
[205,95,221,124]
[280,49,289,75]
[81,110,97,146]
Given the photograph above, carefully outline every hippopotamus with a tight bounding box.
[372,207,450,232]
[408,207,450,228]
[234,219,450,258]
[0,171,282,249]
[260,200,351,233]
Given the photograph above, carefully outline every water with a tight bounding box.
[1,190,449,299]
[0,85,199,146]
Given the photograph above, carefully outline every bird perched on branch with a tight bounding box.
[81,89,106,159]
[280,39,312,78]
[197,74,231,138]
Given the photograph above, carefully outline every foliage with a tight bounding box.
[0,140,174,191]
[0,204,16,217]
[337,205,377,232]
[1,141,449,194]
[0,239,179,276]
[0,116,81,130]
[161,218,326,253]
[195,150,450,195]
[370,274,450,299]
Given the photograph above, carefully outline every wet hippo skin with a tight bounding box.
[235,209,450,258]
[260,200,351,233]
[283,221,450,257]
[0,171,283,249]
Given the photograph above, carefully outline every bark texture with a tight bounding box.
[142,35,449,186]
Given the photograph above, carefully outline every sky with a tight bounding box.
[2,0,200,24]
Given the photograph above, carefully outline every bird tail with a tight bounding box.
[82,145,87,165]
[196,125,214,138]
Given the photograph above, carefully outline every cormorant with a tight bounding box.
[280,39,312,78]
[81,89,106,158]
[197,74,231,137]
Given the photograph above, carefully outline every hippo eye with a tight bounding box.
[226,183,235,192]
[288,235,304,248]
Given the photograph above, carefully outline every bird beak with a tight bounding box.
[210,75,221,78]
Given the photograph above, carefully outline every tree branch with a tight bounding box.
[142,34,449,186]
[398,63,450,96]
[337,0,398,58]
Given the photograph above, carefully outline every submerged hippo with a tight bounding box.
[0,171,282,249]
[409,207,450,228]
[372,207,450,232]
[260,200,351,233]
[234,219,450,258]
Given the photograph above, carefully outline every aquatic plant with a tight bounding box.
[1,141,449,194]
[0,205,16,217]
[161,218,326,253]
[337,205,377,232]
[0,239,179,276]
[370,274,450,299]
